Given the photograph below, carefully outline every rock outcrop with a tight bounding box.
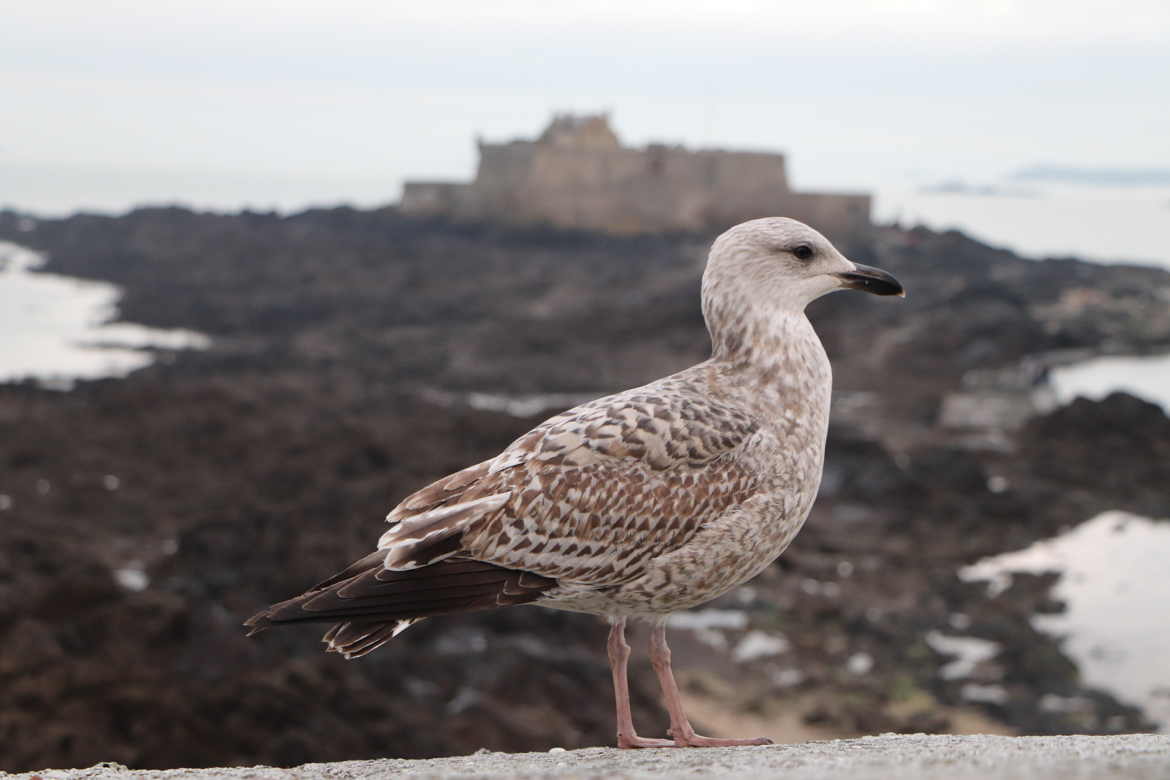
[0,208,1168,772]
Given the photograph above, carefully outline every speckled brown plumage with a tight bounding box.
[245,216,904,747]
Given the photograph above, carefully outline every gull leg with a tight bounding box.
[608,617,674,749]
[648,620,773,748]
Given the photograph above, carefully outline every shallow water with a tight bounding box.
[877,183,1170,269]
[0,241,209,387]
[1048,354,1170,414]
[961,511,1170,731]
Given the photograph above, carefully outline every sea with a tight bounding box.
[877,183,1170,414]
[1,172,1168,729]
[3,171,1167,398]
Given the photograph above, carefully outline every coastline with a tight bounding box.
[2,207,1169,771]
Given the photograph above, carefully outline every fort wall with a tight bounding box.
[401,114,870,240]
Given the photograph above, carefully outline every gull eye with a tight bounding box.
[792,244,814,261]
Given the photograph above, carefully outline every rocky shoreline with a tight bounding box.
[1,208,1168,771]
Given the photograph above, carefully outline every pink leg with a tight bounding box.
[648,621,773,748]
[608,618,674,749]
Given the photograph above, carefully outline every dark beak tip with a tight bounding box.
[839,263,905,298]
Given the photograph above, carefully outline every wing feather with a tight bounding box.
[453,377,764,586]
[377,491,511,570]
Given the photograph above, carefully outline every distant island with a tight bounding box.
[1012,165,1170,187]
[918,179,1040,198]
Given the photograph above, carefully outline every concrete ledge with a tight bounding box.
[8,734,1170,780]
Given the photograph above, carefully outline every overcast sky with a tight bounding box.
[4,0,1169,195]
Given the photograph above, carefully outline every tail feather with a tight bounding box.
[323,618,422,659]
[243,555,556,658]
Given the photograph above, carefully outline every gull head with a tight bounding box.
[703,217,904,315]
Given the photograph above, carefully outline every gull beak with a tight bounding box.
[835,263,905,297]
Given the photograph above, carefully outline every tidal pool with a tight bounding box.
[0,241,209,387]
[961,511,1170,731]
[1048,354,1170,414]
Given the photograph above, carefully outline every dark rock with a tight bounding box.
[0,208,1167,770]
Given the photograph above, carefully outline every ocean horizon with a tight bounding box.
[3,160,1169,270]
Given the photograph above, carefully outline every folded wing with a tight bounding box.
[244,377,764,657]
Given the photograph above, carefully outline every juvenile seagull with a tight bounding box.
[245,217,904,748]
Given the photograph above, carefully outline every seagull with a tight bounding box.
[245,217,904,748]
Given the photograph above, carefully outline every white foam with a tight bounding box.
[924,632,1000,680]
[733,630,790,663]
[670,609,749,631]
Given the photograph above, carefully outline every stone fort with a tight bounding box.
[401,114,871,239]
